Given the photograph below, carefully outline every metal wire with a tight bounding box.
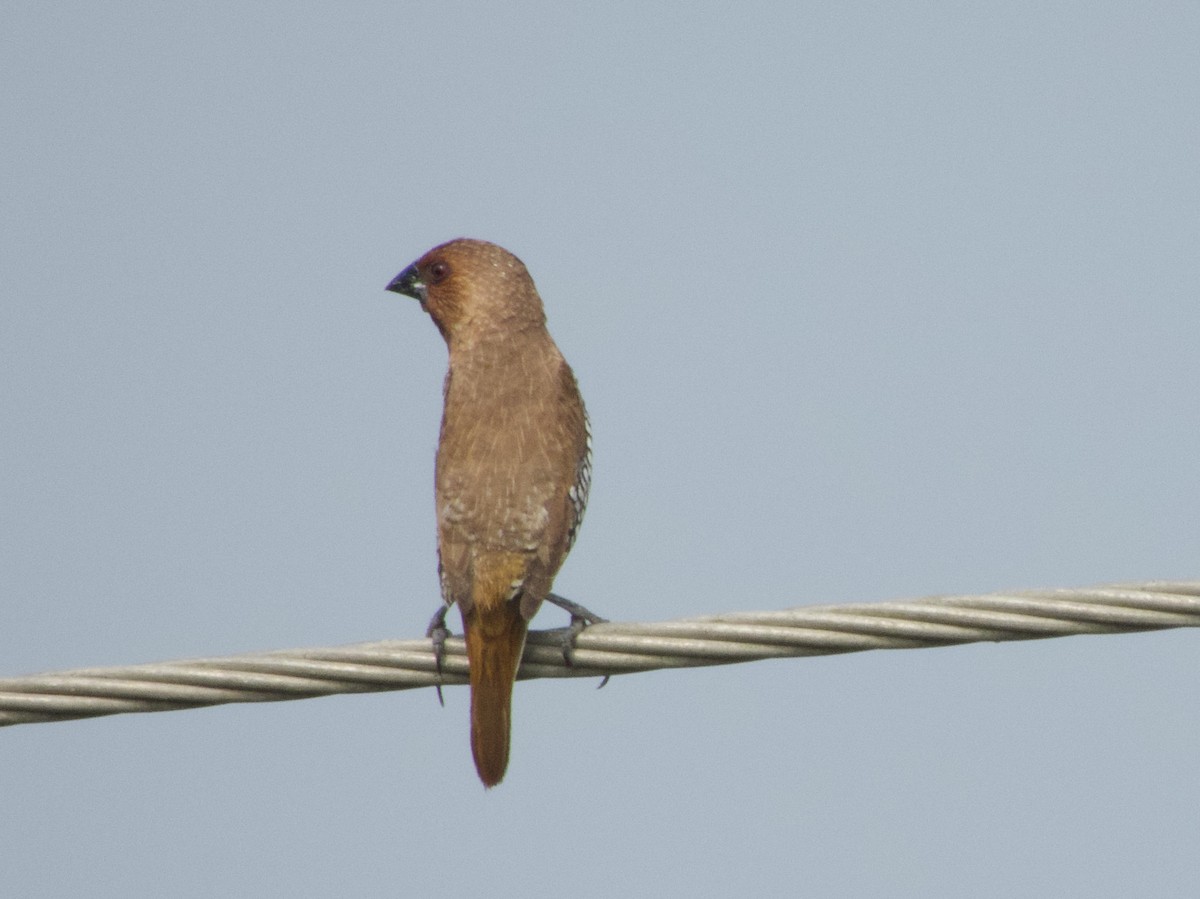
[2,580,1197,727]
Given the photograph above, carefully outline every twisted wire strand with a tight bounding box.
[2,580,1197,727]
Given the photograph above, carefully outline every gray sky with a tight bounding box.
[3,3,1199,896]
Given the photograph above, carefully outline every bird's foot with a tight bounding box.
[425,603,452,707]
[544,593,610,689]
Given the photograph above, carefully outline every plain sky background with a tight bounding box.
[3,3,1198,896]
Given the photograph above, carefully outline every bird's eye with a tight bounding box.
[429,261,451,283]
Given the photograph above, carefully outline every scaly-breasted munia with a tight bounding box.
[387,238,591,787]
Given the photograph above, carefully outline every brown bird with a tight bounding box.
[386,238,592,787]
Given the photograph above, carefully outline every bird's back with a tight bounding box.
[435,336,588,612]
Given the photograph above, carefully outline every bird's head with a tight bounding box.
[386,238,546,345]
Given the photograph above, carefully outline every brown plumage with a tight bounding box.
[386,238,590,787]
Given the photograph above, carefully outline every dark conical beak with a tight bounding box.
[386,263,426,302]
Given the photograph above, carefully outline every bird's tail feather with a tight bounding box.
[463,599,528,788]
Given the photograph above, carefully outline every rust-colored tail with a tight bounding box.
[462,599,529,788]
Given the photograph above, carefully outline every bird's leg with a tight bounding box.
[425,603,452,707]
[544,592,607,626]
[543,592,610,688]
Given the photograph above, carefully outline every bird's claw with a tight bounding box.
[425,604,452,707]
[544,593,610,688]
